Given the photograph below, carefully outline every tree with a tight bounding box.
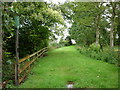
[66,2,115,48]
[95,3,105,45]
[69,2,102,46]
[106,2,118,49]
[2,2,65,81]
[110,3,116,49]
[70,22,95,46]
[2,2,64,57]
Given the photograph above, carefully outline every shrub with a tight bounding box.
[79,46,87,55]
[89,43,100,53]
[49,42,60,48]
[6,80,14,88]
[3,52,15,83]
[101,50,118,64]
[59,40,72,47]
[77,45,118,65]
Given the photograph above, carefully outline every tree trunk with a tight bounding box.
[96,27,100,45]
[96,14,100,45]
[95,3,103,45]
[110,21,114,48]
[110,2,116,49]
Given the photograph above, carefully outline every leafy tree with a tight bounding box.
[3,2,64,57]
[69,2,99,46]
[70,22,95,46]
[105,2,119,48]
[2,2,65,81]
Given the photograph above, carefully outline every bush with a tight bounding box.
[3,52,15,81]
[49,42,60,49]
[77,45,118,65]
[59,39,72,47]
[89,43,100,53]
[79,46,87,55]
[100,50,118,64]
[6,80,14,88]
[50,42,58,47]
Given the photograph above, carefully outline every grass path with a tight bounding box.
[19,46,118,88]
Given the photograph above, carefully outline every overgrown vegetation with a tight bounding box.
[76,44,118,65]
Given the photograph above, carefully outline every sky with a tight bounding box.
[44,0,66,4]
[54,20,72,43]
[44,0,74,4]
[44,0,119,3]
[44,0,74,43]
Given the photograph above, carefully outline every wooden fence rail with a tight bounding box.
[15,47,48,85]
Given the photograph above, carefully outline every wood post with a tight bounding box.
[15,28,19,85]
[0,2,3,88]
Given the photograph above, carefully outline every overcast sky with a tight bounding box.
[44,0,73,43]
[44,0,74,4]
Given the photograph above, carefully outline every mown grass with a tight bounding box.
[17,46,118,88]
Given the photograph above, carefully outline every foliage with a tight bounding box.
[77,45,118,65]
[70,22,95,46]
[2,2,65,84]
[89,43,100,53]
[6,80,14,88]
[49,42,59,48]
[59,39,68,47]
[3,2,64,56]
[2,52,14,81]
[68,2,119,47]
[68,2,98,46]
[65,36,72,46]
[58,36,72,47]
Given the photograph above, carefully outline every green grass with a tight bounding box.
[17,46,118,88]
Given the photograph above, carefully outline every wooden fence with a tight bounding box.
[15,47,48,85]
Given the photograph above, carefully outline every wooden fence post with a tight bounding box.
[15,28,19,86]
[0,2,3,88]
